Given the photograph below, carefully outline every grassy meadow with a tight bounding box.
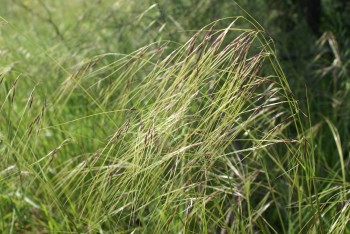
[0,0,349,233]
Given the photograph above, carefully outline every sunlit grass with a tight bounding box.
[1,1,349,233]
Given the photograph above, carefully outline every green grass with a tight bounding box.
[1,1,349,233]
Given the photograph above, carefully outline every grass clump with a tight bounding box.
[1,1,350,233]
[1,16,308,233]
[58,20,304,232]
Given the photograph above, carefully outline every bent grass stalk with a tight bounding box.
[1,15,328,233]
[47,18,305,233]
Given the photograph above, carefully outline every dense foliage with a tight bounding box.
[0,0,349,233]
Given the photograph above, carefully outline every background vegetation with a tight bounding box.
[0,0,349,233]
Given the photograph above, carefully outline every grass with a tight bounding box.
[1,1,349,233]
